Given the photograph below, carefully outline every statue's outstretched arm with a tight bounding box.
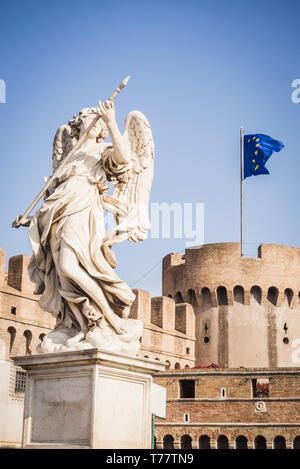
[98,100,131,164]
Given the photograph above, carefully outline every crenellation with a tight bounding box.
[2,242,300,447]
[163,253,185,270]
[150,297,164,328]
[163,242,300,368]
[164,243,300,300]
[151,296,177,333]
[7,255,33,295]
[129,288,151,323]
[175,303,194,337]
[1,253,196,375]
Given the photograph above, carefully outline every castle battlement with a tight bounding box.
[163,242,300,369]
[0,249,34,295]
[130,289,195,369]
[0,249,195,369]
[163,242,300,307]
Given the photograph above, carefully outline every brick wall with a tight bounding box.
[162,242,300,368]
[0,250,196,368]
[154,368,300,449]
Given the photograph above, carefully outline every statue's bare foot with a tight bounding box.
[65,331,85,344]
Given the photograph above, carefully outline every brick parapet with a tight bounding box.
[130,288,196,368]
[163,242,300,299]
[0,249,196,369]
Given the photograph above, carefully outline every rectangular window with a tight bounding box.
[252,378,269,398]
[179,379,195,398]
[15,370,26,394]
[11,306,16,315]
[221,388,226,399]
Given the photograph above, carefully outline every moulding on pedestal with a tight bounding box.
[12,349,165,449]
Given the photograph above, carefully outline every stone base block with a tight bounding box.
[12,349,165,449]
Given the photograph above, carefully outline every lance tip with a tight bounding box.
[120,76,130,88]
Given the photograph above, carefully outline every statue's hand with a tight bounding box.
[12,214,32,228]
[97,99,115,127]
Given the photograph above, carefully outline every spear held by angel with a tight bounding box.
[12,77,155,354]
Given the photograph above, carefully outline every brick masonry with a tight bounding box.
[0,248,195,368]
[154,368,300,449]
[163,242,300,368]
[2,242,300,449]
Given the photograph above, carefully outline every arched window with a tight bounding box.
[201,288,212,308]
[254,435,267,449]
[165,360,171,370]
[293,436,300,449]
[217,435,229,449]
[274,436,286,449]
[7,326,16,353]
[251,286,262,304]
[233,286,244,304]
[144,355,149,359]
[168,294,172,299]
[175,292,184,304]
[236,435,248,449]
[163,435,174,449]
[181,434,192,449]
[199,435,210,449]
[187,289,197,307]
[39,333,46,341]
[284,288,294,307]
[23,330,32,355]
[155,357,160,361]
[185,364,190,369]
[217,287,228,306]
[174,362,181,369]
[267,287,279,306]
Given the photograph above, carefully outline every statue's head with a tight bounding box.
[68,107,108,141]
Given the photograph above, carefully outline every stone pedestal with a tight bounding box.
[12,349,165,449]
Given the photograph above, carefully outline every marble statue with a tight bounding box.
[12,80,154,354]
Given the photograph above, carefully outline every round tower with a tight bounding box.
[162,242,300,368]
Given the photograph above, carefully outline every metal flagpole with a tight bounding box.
[240,126,244,257]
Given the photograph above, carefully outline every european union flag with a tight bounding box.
[244,134,284,179]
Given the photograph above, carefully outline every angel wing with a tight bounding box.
[44,124,75,197]
[52,124,75,173]
[102,111,154,266]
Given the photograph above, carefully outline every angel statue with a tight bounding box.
[12,78,154,354]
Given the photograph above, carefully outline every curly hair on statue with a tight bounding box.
[68,107,108,140]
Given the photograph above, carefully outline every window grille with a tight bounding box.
[9,364,26,399]
[15,369,26,393]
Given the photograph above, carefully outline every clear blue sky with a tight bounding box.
[0,0,299,296]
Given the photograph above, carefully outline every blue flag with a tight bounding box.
[244,134,284,179]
